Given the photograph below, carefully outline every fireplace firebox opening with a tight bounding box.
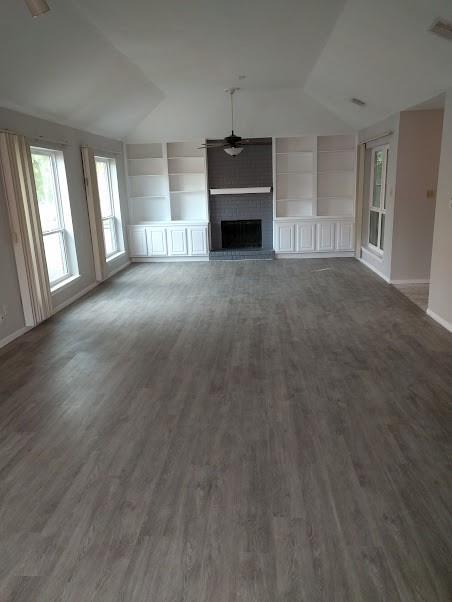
[221,219,262,249]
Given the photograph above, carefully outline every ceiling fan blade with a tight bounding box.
[198,142,226,149]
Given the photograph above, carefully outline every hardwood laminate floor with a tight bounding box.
[0,258,451,601]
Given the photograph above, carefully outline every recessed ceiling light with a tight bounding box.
[25,0,50,17]
[350,97,366,107]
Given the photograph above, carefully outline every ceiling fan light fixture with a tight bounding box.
[224,146,244,157]
[25,0,50,17]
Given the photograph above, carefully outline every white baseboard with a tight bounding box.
[132,256,209,263]
[426,308,452,333]
[53,282,98,314]
[358,256,391,283]
[275,252,354,259]
[0,326,32,350]
[106,259,131,278]
[390,279,430,285]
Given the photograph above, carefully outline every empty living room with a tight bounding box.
[1,1,452,600]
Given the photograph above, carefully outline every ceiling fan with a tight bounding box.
[199,88,270,157]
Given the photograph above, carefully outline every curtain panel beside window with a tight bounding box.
[81,146,107,282]
[0,131,53,326]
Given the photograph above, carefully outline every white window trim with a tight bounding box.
[95,156,124,259]
[368,145,389,256]
[50,273,81,293]
[31,147,79,289]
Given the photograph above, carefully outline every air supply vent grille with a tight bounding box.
[430,18,452,41]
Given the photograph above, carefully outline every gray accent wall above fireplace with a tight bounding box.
[207,140,273,250]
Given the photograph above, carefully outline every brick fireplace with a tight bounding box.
[207,139,273,253]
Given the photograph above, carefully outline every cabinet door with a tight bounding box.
[316,222,335,252]
[336,221,354,251]
[167,227,188,256]
[296,223,316,253]
[146,227,167,256]
[128,227,148,257]
[274,223,295,252]
[187,226,208,256]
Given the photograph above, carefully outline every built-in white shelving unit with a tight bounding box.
[273,135,356,220]
[274,136,316,218]
[126,141,209,260]
[167,142,208,222]
[273,134,357,257]
[317,135,356,217]
[127,143,171,223]
[126,141,208,225]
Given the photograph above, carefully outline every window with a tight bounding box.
[95,157,123,259]
[31,147,78,289]
[368,145,388,253]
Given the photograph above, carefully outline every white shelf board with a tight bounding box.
[129,174,166,178]
[274,216,355,221]
[130,219,208,224]
[210,187,271,195]
[130,195,169,200]
[170,189,206,194]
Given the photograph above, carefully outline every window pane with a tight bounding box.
[96,159,113,218]
[380,213,385,250]
[103,218,117,256]
[369,210,379,247]
[372,150,383,208]
[43,232,68,284]
[32,152,61,232]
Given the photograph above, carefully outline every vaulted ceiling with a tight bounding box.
[1,0,451,140]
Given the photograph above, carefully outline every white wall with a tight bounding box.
[390,110,443,283]
[0,107,129,346]
[358,114,400,282]
[428,90,452,331]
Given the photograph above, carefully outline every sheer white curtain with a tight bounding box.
[0,131,52,326]
[81,146,107,282]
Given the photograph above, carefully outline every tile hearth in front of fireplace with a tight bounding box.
[209,248,275,261]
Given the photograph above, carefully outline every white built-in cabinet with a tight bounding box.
[128,224,208,258]
[273,135,356,256]
[274,219,354,254]
[126,141,209,260]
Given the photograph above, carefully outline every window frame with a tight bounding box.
[31,147,73,288]
[95,156,122,259]
[368,144,389,255]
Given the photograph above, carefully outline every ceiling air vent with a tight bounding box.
[430,18,452,41]
[350,97,366,107]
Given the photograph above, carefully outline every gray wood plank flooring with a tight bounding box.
[0,258,451,601]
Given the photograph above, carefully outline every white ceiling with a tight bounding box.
[0,0,163,138]
[305,0,452,129]
[1,0,452,139]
